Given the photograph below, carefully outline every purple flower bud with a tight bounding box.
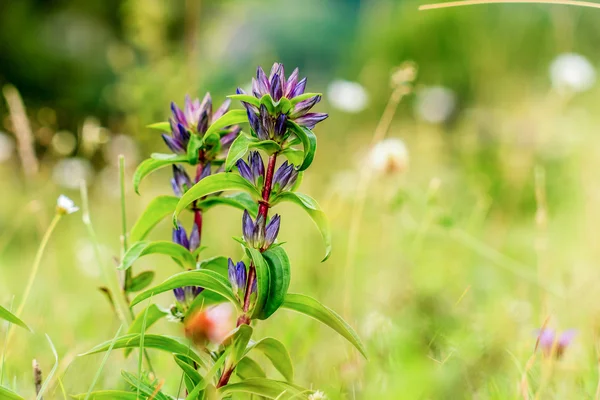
[237,159,254,184]
[171,102,187,126]
[289,95,322,118]
[199,93,212,123]
[294,112,328,130]
[253,214,265,248]
[259,104,272,140]
[189,221,200,252]
[273,161,293,190]
[289,77,307,98]
[235,261,247,292]
[162,134,185,154]
[172,165,192,197]
[256,67,269,95]
[228,258,238,291]
[197,110,209,135]
[270,73,283,101]
[220,128,241,149]
[247,108,262,138]
[242,210,255,244]
[173,223,190,250]
[213,98,231,121]
[173,287,186,303]
[198,162,211,182]
[264,214,281,248]
[274,114,287,139]
[285,68,299,97]
[249,151,264,184]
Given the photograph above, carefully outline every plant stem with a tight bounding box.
[5,213,61,347]
[119,156,133,293]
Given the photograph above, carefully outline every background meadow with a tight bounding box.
[2,0,600,398]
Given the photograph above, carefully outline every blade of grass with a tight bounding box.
[419,0,600,11]
[36,334,58,400]
[0,297,14,385]
[137,299,152,400]
[84,325,124,400]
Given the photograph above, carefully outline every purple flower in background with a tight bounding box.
[173,286,203,306]
[163,93,241,154]
[236,63,328,132]
[242,210,280,249]
[537,328,577,358]
[237,151,264,187]
[172,220,202,305]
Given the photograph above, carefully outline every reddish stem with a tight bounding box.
[258,154,277,219]
[194,209,202,248]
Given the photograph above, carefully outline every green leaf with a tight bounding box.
[147,122,171,132]
[245,247,270,320]
[173,353,203,391]
[117,241,196,271]
[281,293,367,358]
[81,334,207,365]
[280,147,304,166]
[226,324,253,365]
[0,386,24,400]
[185,348,229,399]
[130,196,179,242]
[272,192,331,261]
[290,93,322,105]
[0,304,30,332]
[204,109,248,138]
[121,371,170,400]
[86,325,124,399]
[227,94,261,107]
[287,121,316,171]
[126,271,155,293]
[244,337,293,382]
[260,95,276,114]
[133,154,188,194]
[257,247,291,319]
[197,192,258,217]
[235,357,266,379]
[225,133,280,172]
[131,269,240,309]
[187,134,204,165]
[174,174,261,226]
[73,391,138,399]
[184,257,231,314]
[124,305,168,357]
[218,378,301,399]
[37,334,58,400]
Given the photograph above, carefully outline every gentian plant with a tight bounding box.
[80,63,366,399]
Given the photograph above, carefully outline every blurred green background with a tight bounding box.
[2,0,600,398]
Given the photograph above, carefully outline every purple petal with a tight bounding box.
[294,112,328,129]
[269,63,282,82]
[228,258,238,290]
[259,104,272,139]
[199,93,213,122]
[162,134,185,154]
[172,164,192,193]
[537,329,556,351]
[213,98,231,121]
[242,210,255,244]
[256,67,269,95]
[273,161,292,189]
[274,114,287,139]
[220,129,240,148]
[558,329,577,347]
[189,222,200,252]
[237,159,253,183]
[171,178,182,197]
[173,287,186,303]
[270,73,283,101]
[172,224,190,249]
[289,77,307,98]
[290,95,322,118]
[199,162,211,181]
[235,261,247,291]
[247,108,261,138]
[171,102,187,126]
[249,151,264,183]
[264,214,281,247]
[283,167,298,191]
[285,68,299,97]
[197,110,209,134]
[253,214,265,248]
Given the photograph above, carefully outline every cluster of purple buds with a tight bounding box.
[228,258,256,299]
[172,220,202,306]
[237,63,328,141]
[237,152,298,195]
[242,210,280,250]
[537,328,576,359]
[162,93,241,155]
[171,163,211,197]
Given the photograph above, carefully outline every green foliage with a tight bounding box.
[73,391,139,399]
[126,271,155,292]
[287,122,316,171]
[0,304,30,332]
[124,305,167,357]
[204,109,248,138]
[118,241,196,271]
[235,357,266,379]
[290,93,321,105]
[36,334,58,400]
[130,196,180,242]
[133,154,189,193]
[146,122,171,132]
[225,133,281,171]
[281,293,367,358]
[272,192,331,261]
[0,386,24,400]
[243,337,294,382]
[245,247,270,319]
[217,378,303,399]
[257,246,291,319]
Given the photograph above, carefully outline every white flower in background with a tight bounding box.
[52,157,94,189]
[308,390,327,400]
[415,86,456,123]
[327,80,369,113]
[368,138,409,175]
[550,53,596,93]
[56,194,79,215]
[0,132,15,163]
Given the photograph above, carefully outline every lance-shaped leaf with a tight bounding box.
[133,154,189,194]
[117,241,196,271]
[125,271,155,292]
[0,304,30,332]
[198,192,258,217]
[243,337,293,382]
[218,378,302,399]
[256,247,291,320]
[147,122,171,132]
[72,391,137,399]
[227,94,261,107]
[81,334,207,365]
[185,348,229,398]
[131,269,240,309]
[124,304,168,357]
[287,121,316,171]
[245,247,270,320]
[174,354,203,394]
[184,257,231,314]
[174,174,261,226]
[225,133,281,172]
[204,109,248,138]
[281,293,367,358]
[121,371,171,400]
[130,196,179,242]
[280,147,303,167]
[235,357,266,379]
[224,324,253,365]
[272,192,331,261]
[0,386,24,400]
